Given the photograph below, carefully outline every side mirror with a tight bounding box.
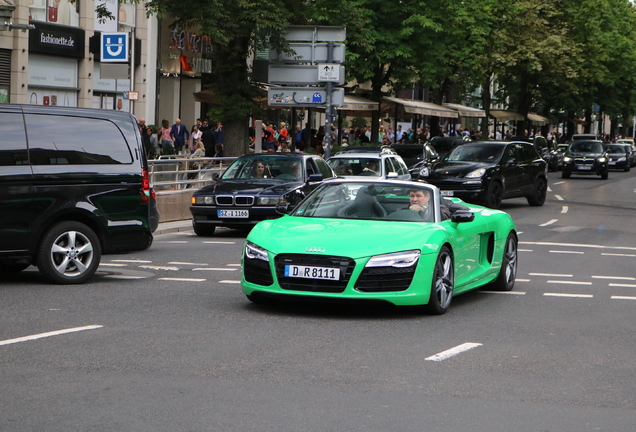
[450,210,475,223]
[386,172,399,179]
[275,202,293,215]
[505,158,517,167]
[212,173,220,181]
[307,173,323,183]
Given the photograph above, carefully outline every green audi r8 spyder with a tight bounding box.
[241,179,517,314]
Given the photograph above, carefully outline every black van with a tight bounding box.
[0,104,155,284]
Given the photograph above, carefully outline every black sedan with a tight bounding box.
[561,140,609,179]
[418,141,548,209]
[604,143,632,171]
[190,153,335,236]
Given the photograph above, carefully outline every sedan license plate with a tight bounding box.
[441,190,454,197]
[576,165,592,170]
[217,209,249,218]
[284,264,340,280]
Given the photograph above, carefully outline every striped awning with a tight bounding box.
[442,103,486,118]
[383,97,459,118]
[489,110,524,122]
[338,95,378,111]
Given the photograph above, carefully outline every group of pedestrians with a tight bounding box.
[139,117,224,159]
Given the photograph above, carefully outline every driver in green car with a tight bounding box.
[408,188,451,221]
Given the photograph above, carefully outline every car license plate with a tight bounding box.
[609,161,616,165]
[577,165,592,170]
[441,190,454,197]
[217,209,249,218]
[284,264,340,280]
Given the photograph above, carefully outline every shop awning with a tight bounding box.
[489,110,524,122]
[383,97,459,118]
[527,113,549,125]
[443,103,486,118]
[338,95,378,111]
[193,89,222,105]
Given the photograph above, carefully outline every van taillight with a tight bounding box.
[141,169,151,203]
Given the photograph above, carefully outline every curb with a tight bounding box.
[154,220,192,236]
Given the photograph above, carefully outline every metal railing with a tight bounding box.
[148,156,237,191]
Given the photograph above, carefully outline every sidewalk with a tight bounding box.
[154,219,192,236]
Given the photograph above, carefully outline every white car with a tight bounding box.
[327,147,412,181]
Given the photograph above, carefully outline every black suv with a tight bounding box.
[420,141,548,209]
[0,105,155,283]
[561,140,609,179]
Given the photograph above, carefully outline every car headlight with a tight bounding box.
[418,167,430,177]
[617,157,626,162]
[465,168,486,178]
[245,241,269,262]
[258,197,280,205]
[563,156,572,163]
[597,157,607,163]
[193,196,215,205]
[365,250,420,268]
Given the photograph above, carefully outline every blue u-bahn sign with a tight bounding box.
[100,32,128,63]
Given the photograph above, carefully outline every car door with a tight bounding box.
[500,144,524,197]
[0,108,33,256]
[390,156,411,180]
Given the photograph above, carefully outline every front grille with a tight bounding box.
[235,196,254,205]
[355,265,416,292]
[216,195,233,205]
[244,258,274,286]
[274,254,356,293]
[216,195,255,206]
[574,158,594,166]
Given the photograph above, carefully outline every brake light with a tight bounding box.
[141,169,151,203]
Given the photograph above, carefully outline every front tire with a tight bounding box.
[488,232,517,291]
[193,223,216,236]
[600,170,609,180]
[484,181,503,209]
[36,221,101,284]
[527,177,547,206]
[423,246,454,315]
[562,170,571,179]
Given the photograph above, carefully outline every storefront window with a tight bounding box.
[30,0,80,27]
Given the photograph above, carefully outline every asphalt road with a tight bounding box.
[1,169,636,431]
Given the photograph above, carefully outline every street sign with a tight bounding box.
[284,26,346,42]
[268,87,344,107]
[269,43,346,64]
[127,91,139,101]
[268,64,345,86]
[318,64,341,82]
[100,32,128,63]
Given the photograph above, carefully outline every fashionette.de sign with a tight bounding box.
[29,22,85,59]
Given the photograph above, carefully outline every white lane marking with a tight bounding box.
[611,296,636,300]
[479,291,526,295]
[550,250,584,254]
[169,262,209,266]
[103,275,146,280]
[609,283,636,288]
[552,181,565,185]
[139,265,179,271]
[227,264,241,267]
[554,194,564,201]
[111,259,152,263]
[602,253,636,257]
[158,241,188,244]
[544,293,593,298]
[547,186,552,192]
[158,277,206,282]
[98,263,127,267]
[519,249,533,252]
[220,280,241,284]
[547,280,592,285]
[203,241,236,244]
[425,343,483,362]
[540,219,558,227]
[193,268,237,271]
[561,206,569,214]
[0,325,103,347]
[520,241,636,252]
[516,279,531,282]
[530,272,573,277]
[592,275,635,281]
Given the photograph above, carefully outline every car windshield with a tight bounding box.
[222,155,304,180]
[327,157,382,177]
[445,144,504,163]
[291,181,439,223]
[604,144,627,153]
[569,141,603,153]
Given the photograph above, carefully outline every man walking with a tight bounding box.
[170,118,189,155]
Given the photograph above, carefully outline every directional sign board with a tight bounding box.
[268,87,344,107]
[284,26,346,42]
[268,64,346,86]
[269,43,346,64]
[100,32,128,63]
[318,64,341,82]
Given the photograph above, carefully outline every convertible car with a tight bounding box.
[241,179,518,314]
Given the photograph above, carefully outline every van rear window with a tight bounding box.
[25,114,133,165]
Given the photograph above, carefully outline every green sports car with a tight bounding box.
[241,179,517,314]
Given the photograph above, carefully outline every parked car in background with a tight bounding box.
[616,138,635,151]
[419,141,548,209]
[190,153,335,236]
[603,143,632,171]
[427,136,471,158]
[242,179,518,315]
[326,147,411,181]
[561,140,609,179]
[390,143,439,169]
[0,104,155,284]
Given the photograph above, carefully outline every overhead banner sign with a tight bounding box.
[100,32,129,63]
[268,87,344,107]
